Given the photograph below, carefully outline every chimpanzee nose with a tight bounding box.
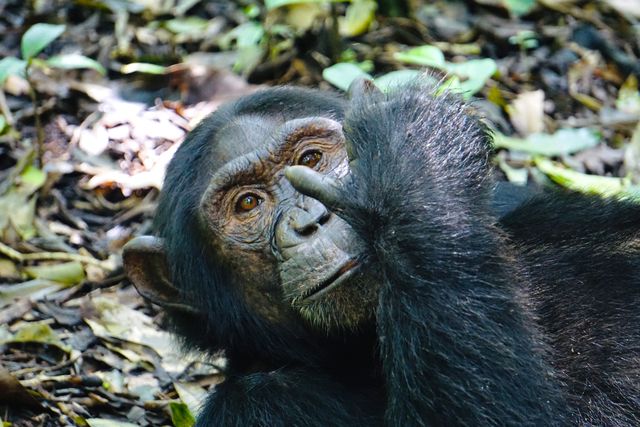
[275,197,332,253]
[292,197,331,236]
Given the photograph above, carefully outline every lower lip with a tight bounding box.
[303,259,361,301]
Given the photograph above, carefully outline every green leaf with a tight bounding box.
[0,115,6,134]
[436,75,463,96]
[11,321,70,352]
[503,0,536,16]
[46,54,106,74]
[120,62,167,75]
[444,58,497,96]
[624,123,640,181]
[439,75,481,100]
[175,0,202,15]
[86,419,139,427]
[322,63,372,91]
[169,402,196,427]
[497,157,528,185]
[374,69,424,92]
[616,74,640,115]
[164,17,210,34]
[535,158,640,201]
[12,322,59,344]
[243,4,261,18]
[24,261,86,285]
[21,23,66,60]
[0,57,27,85]
[393,45,446,68]
[174,382,207,417]
[357,59,374,73]
[394,46,496,96]
[11,196,38,239]
[219,22,264,53]
[508,30,539,49]
[340,0,377,37]
[233,45,265,74]
[265,0,343,10]
[0,280,68,308]
[20,164,47,193]
[0,159,42,240]
[493,128,600,156]
[233,22,264,48]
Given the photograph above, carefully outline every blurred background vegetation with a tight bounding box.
[0,1,639,426]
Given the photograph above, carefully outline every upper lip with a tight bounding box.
[302,257,361,300]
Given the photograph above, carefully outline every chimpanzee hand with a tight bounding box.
[288,78,565,426]
[284,78,379,222]
[284,165,347,214]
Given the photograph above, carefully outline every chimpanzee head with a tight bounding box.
[123,85,379,366]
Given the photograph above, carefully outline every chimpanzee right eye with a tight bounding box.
[236,193,262,212]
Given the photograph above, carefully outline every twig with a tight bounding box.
[25,64,45,167]
[0,89,14,126]
[0,240,113,270]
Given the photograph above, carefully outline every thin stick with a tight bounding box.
[0,240,113,269]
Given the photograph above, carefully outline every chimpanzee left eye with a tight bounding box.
[298,150,322,169]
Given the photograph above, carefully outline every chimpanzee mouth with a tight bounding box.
[302,258,361,301]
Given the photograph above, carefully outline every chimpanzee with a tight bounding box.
[123,80,640,426]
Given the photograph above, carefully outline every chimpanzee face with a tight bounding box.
[198,116,378,331]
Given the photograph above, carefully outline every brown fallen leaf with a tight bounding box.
[0,366,43,409]
[507,90,546,136]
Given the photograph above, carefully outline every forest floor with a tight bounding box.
[0,1,638,426]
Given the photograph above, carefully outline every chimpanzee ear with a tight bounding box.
[347,77,383,102]
[122,236,199,314]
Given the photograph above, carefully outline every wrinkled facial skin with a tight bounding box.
[199,117,378,332]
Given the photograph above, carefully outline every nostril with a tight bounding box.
[318,211,331,226]
[296,223,318,237]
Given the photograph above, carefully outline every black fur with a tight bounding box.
[199,369,384,427]
[154,84,640,425]
[501,193,640,425]
[339,87,565,425]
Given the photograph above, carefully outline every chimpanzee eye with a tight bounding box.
[236,193,262,213]
[297,150,322,169]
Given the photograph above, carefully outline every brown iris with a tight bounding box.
[298,150,322,168]
[236,193,261,212]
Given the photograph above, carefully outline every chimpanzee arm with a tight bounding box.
[500,191,640,425]
[287,84,565,425]
[196,369,383,427]
[491,181,539,218]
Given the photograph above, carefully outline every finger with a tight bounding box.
[347,77,383,102]
[285,166,345,211]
